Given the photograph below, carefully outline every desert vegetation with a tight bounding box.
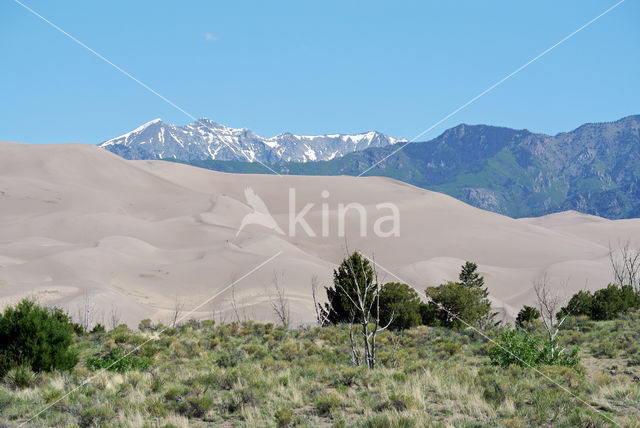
[1,254,639,426]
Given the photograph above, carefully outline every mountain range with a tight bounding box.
[99,118,404,163]
[99,115,640,219]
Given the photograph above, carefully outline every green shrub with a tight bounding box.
[86,348,151,372]
[476,372,506,407]
[180,395,214,418]
[436,340,462,358]
[591,284,639,320]
[418,302,438,325]
[489,329,540,367]
[424,281,491,329]
[314,392,342,416]
[361,414,417,428]
[0,299,78,376]
[378,282,422,330]
[3,364,36,389]
[224,387,260,413]
[489,329,579,368]
[332,366,367,387]
[516,305,540,327]
[374,393,415,411]
[138,318,154,331]
[79,405,115,427]
[215,350,243,368]
[91,323,106,334]
[559,284,640,321]
[627,353,640,366]
[274,406,294,427]
[164,385,190,402]
[590,340,618,359]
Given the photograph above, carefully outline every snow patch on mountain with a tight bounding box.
[99,118,405,163]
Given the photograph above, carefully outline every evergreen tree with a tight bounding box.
[0,299,78,376]
[423,262,495,329]
[516,305,540,327]
[378,282,422,330]
[424,281,492,329]
[324,252,376,324]
[459,261,485,290]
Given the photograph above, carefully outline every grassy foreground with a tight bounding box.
[1,313,640,427]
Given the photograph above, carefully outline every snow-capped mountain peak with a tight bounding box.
[99,118,405,163]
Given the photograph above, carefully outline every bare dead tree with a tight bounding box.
[77,290,96,331]
[171,296,184,328]
[269,270,290,328]
[229,273,243,323]
[338,252,392,369]
[609,239,640,292]
[311,275,332,326]
[108,305,121,330]
[533,274,571,361]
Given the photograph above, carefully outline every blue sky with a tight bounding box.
[1,0,638,144]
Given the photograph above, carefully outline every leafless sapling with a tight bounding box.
[533,274,571,361]
[270,270,290,328]
[609,239,640,292]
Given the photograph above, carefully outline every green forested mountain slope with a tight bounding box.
[171,115,640,219]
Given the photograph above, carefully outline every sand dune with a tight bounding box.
[0,141,638,326]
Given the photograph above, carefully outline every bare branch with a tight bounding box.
[108,305,121,330]
[609,239,640,292]
[77,290,96,331]
[311,275,331,326]
[171,296,184,328]
[269,270,290,328]
[229,273,242,323]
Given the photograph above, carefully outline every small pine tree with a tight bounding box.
[516,305,540,327]
[459,261,485,290]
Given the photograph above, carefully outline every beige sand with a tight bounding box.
[1,141,637,327]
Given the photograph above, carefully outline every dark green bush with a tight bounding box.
[0,299,78,376]
[91,323,106,334]
[423,262,493,329]
[516,305,540,327]
[378,282,422,330]
[418,302,438,325]
[591,284,639,320]
[559,284,640,321]
[424,281,491,329]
